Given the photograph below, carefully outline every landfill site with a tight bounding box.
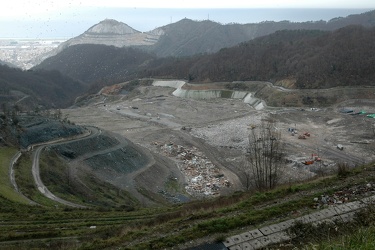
[62,80,375,202]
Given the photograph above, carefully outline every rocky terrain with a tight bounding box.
[45,19,161,60]
[1,80,375,250]
[59,79,375,204]
[6,79,373,207]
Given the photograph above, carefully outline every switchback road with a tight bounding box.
[31,145,87,208]
[30,127,102,208]
[9,126,100,208]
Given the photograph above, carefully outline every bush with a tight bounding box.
[337,163,350,178]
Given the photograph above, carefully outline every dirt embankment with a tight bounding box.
[51,129,186,206]
[18,116,85,149]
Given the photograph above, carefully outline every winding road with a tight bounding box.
[31,145,87,208]
[10,126,102,208]
[9,151,37,205]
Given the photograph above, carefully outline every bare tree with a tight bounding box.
[245,121,284,191]
[240,155,252,190]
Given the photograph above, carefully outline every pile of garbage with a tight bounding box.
[313,183,375,209]
[154,141,230,197]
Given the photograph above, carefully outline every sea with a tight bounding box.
[0,8,373,39]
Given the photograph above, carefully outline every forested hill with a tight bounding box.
[34,25,375,91]
[0,65,85,110]
[141,25,375,89]
[34,44,156,87]
[144,10,375,57]
[37,10,375,63]
[0,59,16,68]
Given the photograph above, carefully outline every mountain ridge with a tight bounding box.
[42,9,375,60]
[85,19,141,35]
[35,25,375,91]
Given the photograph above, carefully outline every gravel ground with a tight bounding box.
[62,81,375,201]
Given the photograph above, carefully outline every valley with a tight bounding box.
[1,9,375,249]
[60,79,375,204]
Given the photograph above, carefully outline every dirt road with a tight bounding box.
[9,151,37,205]
[32,145,87,208]
[29,126,102,208]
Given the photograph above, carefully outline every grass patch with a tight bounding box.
[3,145,375,250]
[287,202,375,249]
[320,226,375,249]
[0,147,31,204]
[14,152,60,206]
[39,149,139,209]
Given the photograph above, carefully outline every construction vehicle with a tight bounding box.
[303,160,314,165]
[302,153,321,165]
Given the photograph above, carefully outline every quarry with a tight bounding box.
[3,9,375,249]
[60,79,375,204]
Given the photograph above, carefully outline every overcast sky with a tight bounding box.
[1,0,374,38]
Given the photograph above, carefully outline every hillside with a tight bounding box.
[36,19,160,64]
[0,59,16,68]
[38,10,375,62]
[35,25,375,91]
[1,79,374,249]
[28,11,375,111]
[35,9,375,65]
[0,65,85,111]
[141,26,375,88]
[144,10,375,57]
[34,44,156,88]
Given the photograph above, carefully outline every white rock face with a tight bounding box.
[38,19,163,62]
[86,19,139,35]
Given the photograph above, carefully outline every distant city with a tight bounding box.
[0,38,66,69]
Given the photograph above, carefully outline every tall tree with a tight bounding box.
[245,121,284,191]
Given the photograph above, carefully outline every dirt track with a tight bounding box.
[62,81,375,200]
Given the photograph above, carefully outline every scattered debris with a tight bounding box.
[312,183,375,209]
[340,108,354,113]
[153,141,230,197]
[288,127,297,136]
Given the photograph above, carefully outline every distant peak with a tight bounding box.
[86,19,140,35]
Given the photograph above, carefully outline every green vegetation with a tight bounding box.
[14,152,60,206]
[39,149,139,208]
[0,64,85,111]
[318,226,375,249]
[289,203,375,250]
[0,147,30,204]
[2,145,375,249]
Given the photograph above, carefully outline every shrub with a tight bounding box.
[337,162,350,178]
